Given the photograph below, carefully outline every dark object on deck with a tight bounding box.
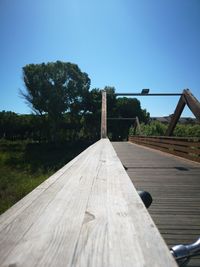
[137,190,153,208]
[171,237,200,266]
[123,164,128,170]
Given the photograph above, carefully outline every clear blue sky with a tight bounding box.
[0,0,200,117]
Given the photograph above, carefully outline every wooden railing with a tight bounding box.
[0,139,177,266]
[129,135,200,163]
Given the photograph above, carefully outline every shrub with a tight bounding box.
[129,122,200,137]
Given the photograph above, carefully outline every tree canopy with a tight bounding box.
[21,61,90,116]
[21,61,90,141]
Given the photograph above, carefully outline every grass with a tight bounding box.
[0,140,92,214]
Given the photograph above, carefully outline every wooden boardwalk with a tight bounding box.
[112,141,200,267]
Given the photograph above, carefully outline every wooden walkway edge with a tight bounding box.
[0,139,177,267]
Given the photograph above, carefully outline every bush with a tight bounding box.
[129,121,167,136]
[173,124,200,137]
[129,121,200,137]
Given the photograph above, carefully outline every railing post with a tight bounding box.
[101,90,107,138]
[135,116,141,135]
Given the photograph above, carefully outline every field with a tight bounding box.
[0,140,91,214]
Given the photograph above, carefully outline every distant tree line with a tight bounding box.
[1,61,150,142]
[0,93,149,141]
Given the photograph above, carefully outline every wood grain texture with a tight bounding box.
[112,141,200,267]
[0,139,177,267]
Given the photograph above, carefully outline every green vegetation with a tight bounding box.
[129,121,200,137]
[0,140,91,214]
[173,124,200,137]
[21,61,90,142]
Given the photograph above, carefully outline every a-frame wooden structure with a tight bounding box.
[166,89,200,136]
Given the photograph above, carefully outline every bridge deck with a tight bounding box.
[112,141,200,267]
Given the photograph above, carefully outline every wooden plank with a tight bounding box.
[141,143,200,162]
[101,90,107,138]
[132,138,200,154]
[129,138,200,162]
[71,139,177,267]
[130,135,200,142]
[129,136,200,148]
[0,139,177,267]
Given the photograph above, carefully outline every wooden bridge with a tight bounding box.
[0,89,200,266]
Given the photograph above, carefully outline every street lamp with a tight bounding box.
[141,89,150,94]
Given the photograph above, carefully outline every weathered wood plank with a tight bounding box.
[101,90,107,138]
[129,136,200,162]
[130,136,200,148]
[72,140,177,267]
[131,138,200,154]
[129,136,200,147]
[0,139,177,267]
[0,140,104,266]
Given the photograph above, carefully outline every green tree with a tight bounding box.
[0,111,19,140]
[21,61,90,141]
[110,97,150,140]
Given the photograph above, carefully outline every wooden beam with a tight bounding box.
[107,118,136,120]
[166,89,200,136]
[115,93,182,96]
[166,95,186,136]
[101,90,107,138]
[0,139,178,267]
[135,116,141,135]
[183,89,200,121]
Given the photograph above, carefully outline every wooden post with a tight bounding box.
[166,94,186,136]
[101,90,107,138]
[183,89,200,121]
[135,116,141,135]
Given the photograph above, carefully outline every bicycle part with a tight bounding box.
[171,237,200,266]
